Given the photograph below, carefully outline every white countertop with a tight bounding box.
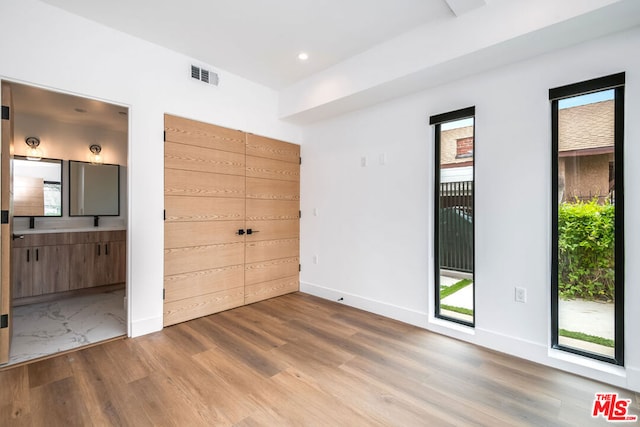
[14,226,126,235]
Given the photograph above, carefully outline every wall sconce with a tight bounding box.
[25,137,42,161]
[89,144,102,164]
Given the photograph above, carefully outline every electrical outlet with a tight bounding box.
[360,156,367,167]
[515,287,527,303]
[313,254,319,264]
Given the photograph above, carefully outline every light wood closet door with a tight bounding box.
[245,134,300,304]
[163,115,246,327]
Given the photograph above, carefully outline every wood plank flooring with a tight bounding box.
[1,292,638,426]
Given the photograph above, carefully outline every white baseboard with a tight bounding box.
[300,280,639,392]
[626,366,640,391]
[130,315,163,338]
[300,281,429,328]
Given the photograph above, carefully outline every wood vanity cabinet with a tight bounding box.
[68,231,126,290]
[12,233,70,298]
[12,230,126,299]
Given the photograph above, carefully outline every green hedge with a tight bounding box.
[558,200,615,301]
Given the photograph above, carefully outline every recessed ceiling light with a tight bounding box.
[297,52,309,61]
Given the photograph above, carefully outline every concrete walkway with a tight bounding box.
[559,299,614,340]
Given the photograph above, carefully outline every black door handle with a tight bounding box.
[236,229,245,235]
[12,234,24,240]
[246,229,260,235]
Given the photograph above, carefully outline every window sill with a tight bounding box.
[548,348,626,378]
[429,316,476,335]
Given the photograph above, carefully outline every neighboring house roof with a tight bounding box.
[559,100,613,153]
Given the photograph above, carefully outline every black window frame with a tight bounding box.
[550,72,625,365]
[430,106,476,327]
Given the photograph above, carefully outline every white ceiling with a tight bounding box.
[39,0,461,90]
[9,81,128,133]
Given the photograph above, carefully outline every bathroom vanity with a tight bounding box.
[12,228,126,303]
[11,154,126,305]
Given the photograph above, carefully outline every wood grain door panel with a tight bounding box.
[164,264,244,302]
[164,170,245,198]
[164,114,248,327]
[165,196,244,222]
[165,141,245,175]
[245,238,299,264]
[246,156,299,182]
[165,115,245,154]
[245,220,299,241]
[246,133,300,163]
[163,286,244,327]
[165,221,245,249]
[245,276,299,305]
[246,178,299,201]
[164,242,244,276]
[246,199,299,221]
[243,138,300,304]
[245,256,299,286]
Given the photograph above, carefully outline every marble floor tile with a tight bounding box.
[7,289,126,366]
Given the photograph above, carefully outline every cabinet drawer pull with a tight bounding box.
[35,248,39,262]
[97,244,101,256]
[26,249,29,263]
[105,243,109,256]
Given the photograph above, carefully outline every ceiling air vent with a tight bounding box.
[201,69,210,84]
[191,65,200,80]
[190,64,219,86]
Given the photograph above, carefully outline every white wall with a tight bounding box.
[300,26,640,391]
[0,0,301,337]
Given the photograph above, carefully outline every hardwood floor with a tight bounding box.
[0,292,637,426]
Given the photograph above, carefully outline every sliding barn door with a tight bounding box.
[163,115,246,327]
[245,135,300,303]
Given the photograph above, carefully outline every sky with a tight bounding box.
[558,89,614,109]
[441,117,473,131]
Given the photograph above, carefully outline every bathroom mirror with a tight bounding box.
[13,156,63,217]
[69,160,120,216]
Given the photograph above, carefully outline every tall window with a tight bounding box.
[430,107,475,326]
[550,73,625,364]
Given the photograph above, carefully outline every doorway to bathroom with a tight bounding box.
[1,80,128,366]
